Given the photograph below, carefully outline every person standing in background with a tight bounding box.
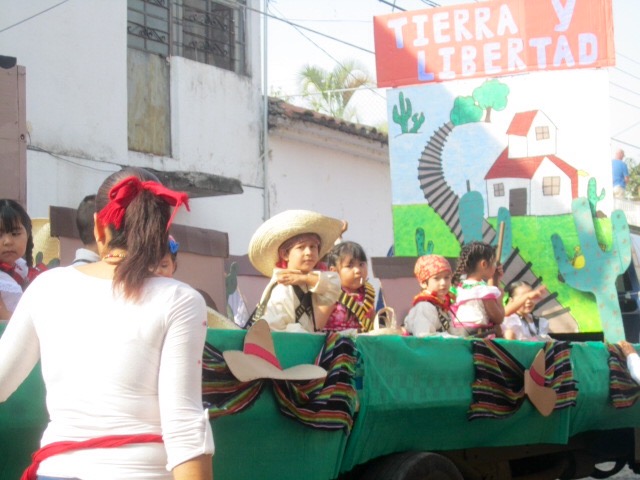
[612,149,629,199]
[71,194,100,266]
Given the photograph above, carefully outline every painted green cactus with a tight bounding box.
[458,192,512,263]
[551,197,631,342]
[392,92,425,134]
[587,177,605,218]
[415,227,434,256]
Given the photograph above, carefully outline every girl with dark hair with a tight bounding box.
[0,168,213,479]
[502,281,550,340]
[323,241,375,333]
[0,199,42,320]
[451,241,505,335]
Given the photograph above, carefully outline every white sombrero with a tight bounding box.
[248,210,344,278]
[31,218,60,267]
[524,348,557,417]
[223,319,327,382]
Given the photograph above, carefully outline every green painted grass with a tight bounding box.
[392,204,615,332]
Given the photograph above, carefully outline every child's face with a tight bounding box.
[331,254,368,292]
[424,271,452,299]
[155,253,177,278]
[0,221,28,265]
[511,284,536,314]
[283,237,320,273]
[478,256,497,281]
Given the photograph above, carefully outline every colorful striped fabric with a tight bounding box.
[202,341,266,419]
[608,343,640,409]
[202,333,358,432]
[468,340,577,420]
[273,333,358,432]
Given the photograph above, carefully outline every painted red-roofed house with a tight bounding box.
[484,111,578,216]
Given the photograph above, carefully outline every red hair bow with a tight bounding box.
[97,176,190,230]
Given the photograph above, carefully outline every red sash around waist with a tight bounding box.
[22,433,163,480]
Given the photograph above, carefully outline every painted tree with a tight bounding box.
[472,79,510,122]
[450,96,483,126]
[298,59,372,121]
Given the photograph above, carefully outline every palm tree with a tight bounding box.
[297,59,372,121]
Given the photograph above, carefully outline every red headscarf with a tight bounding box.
[97,176,189,231]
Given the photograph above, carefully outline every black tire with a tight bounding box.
[358,451,464,480]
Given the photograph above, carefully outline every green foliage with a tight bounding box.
[392,92,426,134]
[450,96,483,126]
[298,59,372,121]
[587,177,605,217]
[551,198,631,342]
[625,156,640,199]
[450,79,509,125]
[472,79,510,122]
[393,204,460,257]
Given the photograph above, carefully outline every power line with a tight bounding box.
[614,119,640,137]
[611,96,640,111]
[0,0,70,35]
[614,67,640,83]
[247,3,374,54]
[612,137,640,151]
[610,81,640,98]
[617,52,640,69]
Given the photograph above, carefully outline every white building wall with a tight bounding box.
[485,178,531,217]
[507,136,528,158]
[268,129,393,257]
[530,159,572,215]
[526,113,557,157]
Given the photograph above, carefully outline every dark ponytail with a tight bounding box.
[452,241,496,285]
[96,168,170,301]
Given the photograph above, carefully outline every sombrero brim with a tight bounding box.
[248,210,343,278]
[206,307,241,330]
[32,218,60,265]
[524,349,557,417]
[223,350,327,382]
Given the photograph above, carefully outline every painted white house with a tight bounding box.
[0,0,393,258]
[484,110,578,217]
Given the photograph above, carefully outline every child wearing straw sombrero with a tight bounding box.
[248,210,343,333]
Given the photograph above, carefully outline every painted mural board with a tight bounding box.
[376,0,630,341]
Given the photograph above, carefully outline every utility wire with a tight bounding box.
[610,81,640,98]
[267,3,385,102]
[245,3,374,54]
[0,0,70,34]
[28,146,120,173]
[612,137,640,150]
[614,67,640,83]
[618,52,640,68]
[611,96,640,111]
[614,119,640,137]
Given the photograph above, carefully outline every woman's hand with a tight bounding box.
[619,340,637,358]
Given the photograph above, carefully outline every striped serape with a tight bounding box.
[468,340,577,420]
[608,343,640,409]
[202,333,358,432]
[273,333,358,432]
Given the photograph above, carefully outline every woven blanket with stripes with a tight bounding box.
[202,333,358,432]
[608,343,640,409]
[468,340,578,420]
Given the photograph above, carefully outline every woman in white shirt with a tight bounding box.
[0,167,213,480]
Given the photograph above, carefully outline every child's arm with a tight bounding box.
[619,341,640,384]
[0,295,11,321]
[483,297,505,325]
[504,286,547,316]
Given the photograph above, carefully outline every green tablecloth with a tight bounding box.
[2,325,640,480]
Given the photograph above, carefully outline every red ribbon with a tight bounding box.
[412,291,455,310]
[21,433,163,480]
[97,176,190,231]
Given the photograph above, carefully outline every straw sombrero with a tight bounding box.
[207,307,241,330]
[524,348,557,416]
[31,218,60,267]
[223,319,327,382]
[248,210,343,278]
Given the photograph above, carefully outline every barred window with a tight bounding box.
[542,176,560,196]
[493,183,505,197]
[127,0,247,75]
[535,125,550,140]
